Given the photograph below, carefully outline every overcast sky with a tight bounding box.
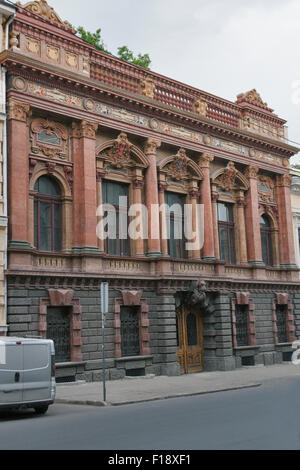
[39,0,300,161]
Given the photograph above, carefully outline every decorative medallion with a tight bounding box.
[149,118,159,130]
[83,98,95,112]
[12,76,27,92]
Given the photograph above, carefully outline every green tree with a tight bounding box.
[117,46,151,69]
[77,27,111,54]
[76,27,151,69]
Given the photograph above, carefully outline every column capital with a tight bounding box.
[244,165,259,180]
[189,189,201,199]
[276,173,292,188]
[144,138,161,155]
[236,198,247,208]
[198,153,214,168]
[158,183,168,193]
[96,170,106,182]
[133,178,144,189]
[211,192,219,202]
[72,120,98,139]
[7,99,31,124]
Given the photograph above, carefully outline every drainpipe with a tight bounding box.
[2,9,16,335]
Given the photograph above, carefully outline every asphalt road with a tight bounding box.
[1,376,300,450]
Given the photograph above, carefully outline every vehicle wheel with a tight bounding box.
[34,405,49,415]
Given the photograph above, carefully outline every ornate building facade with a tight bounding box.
[2,0,300,380]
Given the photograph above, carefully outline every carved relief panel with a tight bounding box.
[30,118,69,160]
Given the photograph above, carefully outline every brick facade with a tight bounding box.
[3,1,300,380]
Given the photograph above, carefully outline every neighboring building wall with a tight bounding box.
[0,2,16,335]
[291,169,300,271]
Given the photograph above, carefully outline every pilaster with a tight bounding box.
[144,138,161,257]
[199,153,215,260]
[71,120,99,254]
[275,174,297,267]
[7,100,32,249]
[244,165,263,265]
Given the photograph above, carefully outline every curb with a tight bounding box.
[55,382,261,408]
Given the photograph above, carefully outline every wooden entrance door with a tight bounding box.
[176,306,204,374]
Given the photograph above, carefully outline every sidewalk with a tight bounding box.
[55,363,300,407]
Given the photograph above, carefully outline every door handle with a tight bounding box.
[15,372,20,383]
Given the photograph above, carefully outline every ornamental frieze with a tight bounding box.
[12,77,285,168]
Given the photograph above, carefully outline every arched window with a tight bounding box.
[34,176,62,252]
[260,214,273,266]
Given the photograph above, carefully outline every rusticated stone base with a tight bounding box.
[6,278,300,381]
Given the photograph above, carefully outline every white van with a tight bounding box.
[0,337,56,414]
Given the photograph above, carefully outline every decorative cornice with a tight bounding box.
[3,51,298,158]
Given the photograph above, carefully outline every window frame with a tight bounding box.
[165,190,187,259]
[217,202,236,264]
[260,214,273,267]
[102,179,130,257]
[34,176,62,253]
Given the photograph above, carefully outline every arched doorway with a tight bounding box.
[176,306,204,374]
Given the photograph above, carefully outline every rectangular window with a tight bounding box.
[46,307,70,363]
[120,307,140,357]
[165,191,187,259]
[218,202,235,264]
[102,180,129,256]
[235,305,249,346]
[276,305,287,343]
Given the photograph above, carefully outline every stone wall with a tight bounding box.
[6,285,300,380]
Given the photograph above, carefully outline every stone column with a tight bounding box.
[96,171,106,253]
[275,174,296,267]
[158,184,169,256]
[7,100,32,249]
[71,120,99,253]
[132,178,145,257]
[236,196,248,264]
[144,138,161,257]
[198,153,215,260]
[211,191,220,260]
[244,165,263,265]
